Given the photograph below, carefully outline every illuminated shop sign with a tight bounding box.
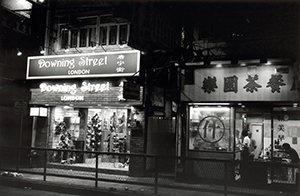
[183,66,298,102]
[61,95,84,101]
[27,50,140,79]
[39,81,110,95]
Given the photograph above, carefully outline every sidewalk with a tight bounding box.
[0,170,297,196]
[0,173,234,196]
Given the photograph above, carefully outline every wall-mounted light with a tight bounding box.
[39,46,45,54]
[40,46,57,55]
[17,48,22,56]
[132,111,141,127]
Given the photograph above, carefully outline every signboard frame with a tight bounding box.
[27,50,140,79]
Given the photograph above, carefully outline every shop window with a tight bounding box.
[52,106,81,152]
[189,106,233,152]
[86,108,128,154]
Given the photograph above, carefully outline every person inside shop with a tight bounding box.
[282,143,299,164]
[242,131,256,161]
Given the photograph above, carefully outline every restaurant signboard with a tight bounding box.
[182,65,298,102]
[27,50,140,79]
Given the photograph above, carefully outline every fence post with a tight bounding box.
[95,152,99,187]
[16,147,20,172]
[43,149,47,181]
[224,161,228,196]
[0,146,2,170]
[154,156,158,194]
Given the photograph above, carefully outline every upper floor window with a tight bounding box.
[60,15,129,49]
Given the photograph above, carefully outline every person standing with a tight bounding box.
[242,131,256,161]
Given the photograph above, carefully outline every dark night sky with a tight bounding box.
[162,1,300,59]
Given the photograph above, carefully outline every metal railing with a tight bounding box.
[0,146,298,196]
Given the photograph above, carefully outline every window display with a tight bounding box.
[52,106,81,163]
[86,108,128,154]
[189,106,233,152]
[51,106,130,165]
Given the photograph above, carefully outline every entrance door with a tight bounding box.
[250,123,263,159]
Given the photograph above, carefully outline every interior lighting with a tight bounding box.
[16,48,22,56]
[293,103,298,108]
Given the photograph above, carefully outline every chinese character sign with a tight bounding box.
[189,106,232,152]
[184,66,297,102]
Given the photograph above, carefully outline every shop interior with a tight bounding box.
[235,104,300,184]
[188,104,300,184]
[50,106,131,170]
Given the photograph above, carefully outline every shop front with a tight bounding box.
[181,63,300,184]
[27,50,143,174]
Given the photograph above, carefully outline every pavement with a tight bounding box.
[0,170,298,196]
[0,185,76,196]
[0,173,232,196]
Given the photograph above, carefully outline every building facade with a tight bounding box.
[25,0,179,176]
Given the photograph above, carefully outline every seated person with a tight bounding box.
[282,143,299,164]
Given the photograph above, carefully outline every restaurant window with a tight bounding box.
[189,106,233,152]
